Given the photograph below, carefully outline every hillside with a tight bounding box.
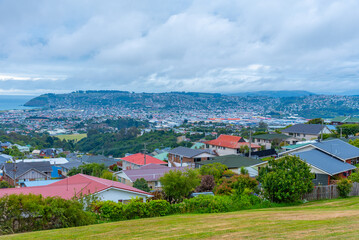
[24,90,359,118]
[4,197,359,239]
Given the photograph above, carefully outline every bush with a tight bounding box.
[92,201,125,221]
[215,175,258,196]
[148,200,170,217]
[0,194,95,235]
[258,155,314,203]
[199,163,228,182]
[349,170,359,183]
[0,181,13,188]
[179,195,233,213]
[124,198,150,219]
[337,178,352,198]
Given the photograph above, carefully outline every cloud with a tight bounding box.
[0,0,359,94]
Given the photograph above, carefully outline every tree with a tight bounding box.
[68,163,107,178]
[100,171,117,181]
[337,124,359,137]
[349,139,359,148]
[258,155,314,203]
[160,169,200,203]
[195,175,215,192]
[307,118,323,124]
[133,178,151,192]
[199,163,228,182]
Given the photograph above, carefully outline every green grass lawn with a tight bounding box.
[4,197,359,240]
[56,133,87,142]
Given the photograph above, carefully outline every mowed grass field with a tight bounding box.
[4,197,359,240]
[56,133,87,142]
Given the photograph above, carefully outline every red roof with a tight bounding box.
[121,153,167,166]
[0,174,151,199]
[205,134,261,149]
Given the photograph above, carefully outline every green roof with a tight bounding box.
[191,142,205,149]
[344,117,359,123]
[153,152,168,161]
[199,155,263,168]
[331,116,348,122]
[253,133,290,140]
[331,116,359,123]
[282,143,311,150]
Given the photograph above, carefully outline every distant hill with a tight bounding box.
[228,90,316,98]
[24,90,359,118]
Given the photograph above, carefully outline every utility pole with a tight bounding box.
[340,127,343,138]
[249,130,252,158]
[321,119,324,141]
[143,143,147,165]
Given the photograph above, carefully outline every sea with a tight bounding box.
[0,95,37,111]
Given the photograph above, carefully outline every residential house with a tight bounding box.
[331,116,359,125]
[275,139,359,185]
[197,155,263,177]
[13,144,30,153]
[191,142,205,149]
[281,124,332,141]
[81,155,119,167]
[167,147,216,166]
[117,164,189,190]
[119,153,167,170]
[59,160,83,176]
[1,161,52,186]
[205,134,261,156]
[0,174,153,202]
[15,158,69,165]
[252,133,299,149]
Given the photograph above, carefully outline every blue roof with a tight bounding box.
[23,179,60,187]
[313,139,359,160]
[51,166,62,178]
[295,149,356,175]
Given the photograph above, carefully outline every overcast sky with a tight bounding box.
[1,0,359,95]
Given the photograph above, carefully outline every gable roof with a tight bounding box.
[81,155,119,167]
[282,124,328,135]
[3,161,52,180]
[60,160,83,171]
[253,133,291,140]
[168,147,214,158]
[122,166,189,182]
[0,174,151,199]
[205,134,244,148]
[312,139,359,160]
[121,153,167,166]
[198,155,263,168]
[294,149,356,176]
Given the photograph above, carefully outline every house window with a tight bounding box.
[313,174,317,180]
[155,181,162,187]
[303,134,306,137]
[194,158,201,162]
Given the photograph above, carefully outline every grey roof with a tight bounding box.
[81,155,118,167]
[2,161,52,180]
[313,139,359,160]
[168,147,213,158]
[0,156,8,164]
[60,160,83,170]
[198,155,263,168]
[294,149,356,176]
[122,165,189,182]
[282,124,326,135]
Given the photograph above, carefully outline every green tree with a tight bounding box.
[258,155,314,203]
[68,163,107,178]
[199,163,228,182]
[160,169,200,203]
[306,118,323,124]
[133,178,151,192]
[349,139,359,148]
[100,171,117,181]
[337,124,359,137]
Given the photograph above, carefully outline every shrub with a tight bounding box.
[231,175,258,195]
[215,179,233,195]
[92,201,125,221]
[124,198,149,219]
[222,170,236,178]
[337,178,352,198]
[349,170,359,183]
[180,195,233,213]
[0,194,95,235]
[240,167,248,175]
[148,200,170,217]
[0,181,13,188]
[258,155,314,203]
[195,175,215,192]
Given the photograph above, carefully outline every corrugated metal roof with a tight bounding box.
[198,154,263,168]
[168,147,214,158]
[294,149,356,175]
[313,139,359,160]
[282,124,326,135]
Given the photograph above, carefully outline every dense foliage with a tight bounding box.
[337,178,352,198]
[195,175,215,192]
[337,124,359,137]
[258,155,314,203]
[199,163,228,182]
[133,178,151,192]
[68,163,107,177]
[160,169,201,203]
[0,194,95,235]
[0,181,13,189]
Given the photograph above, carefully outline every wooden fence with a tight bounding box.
[302,182,359,201]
